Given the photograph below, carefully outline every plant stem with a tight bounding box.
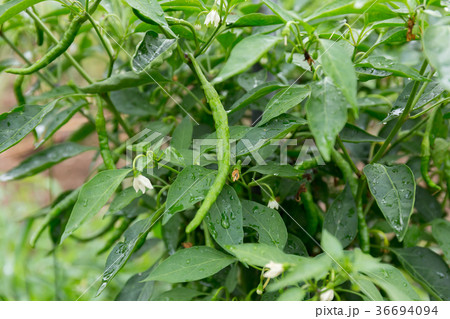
[370,60,428,164]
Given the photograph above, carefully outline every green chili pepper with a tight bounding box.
[5,0,101,75]
[421,109,442,192]
[96,98,116,170]
[30,188,80,247]
[32,7,44,46]
[186,53,230,233]
[13,75,26,106]
[356,179,370,253]
[330,148,358,197]
[299,185,320,237]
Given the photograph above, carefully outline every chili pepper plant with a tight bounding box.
[0,0,449,301]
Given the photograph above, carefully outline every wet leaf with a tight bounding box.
[306,79,347,162]
[241,200,288,249]
[363,164,415,241]
[323,185,358,248]
[132,31,177,72]
[146,246,235,283]
[0,100,60,153]
[393,247,450,301]
[226,243,303,267]
[259,85,310,125]
[162,165,216,224]
[61,169,132,242]
[0,142,93,181]
[213,34,279,83]
[205,185,244,247]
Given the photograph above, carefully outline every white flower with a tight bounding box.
[133,174,153,193]
[263,261,284,278]
[267,198,279,210]
[204,9,220,27]
[320,288,334,301]
[194,23,201,31]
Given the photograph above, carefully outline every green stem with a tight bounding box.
[410,98,450,119]
[330,148,358,197]
[371,60,428,164]
[337,137,360,176]
[203,220,214,248]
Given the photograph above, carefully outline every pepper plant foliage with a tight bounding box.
[0,0,449,301]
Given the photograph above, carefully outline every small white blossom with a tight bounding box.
[194,23,201,31]
[320,288,334,301]
[267,198,279,210]
[205,9,220,27]
[133,174,153,193]
[263,261,284,278]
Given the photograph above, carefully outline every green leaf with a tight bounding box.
[393,247,450,301]
[340,123,385,143]
[0,100,60,153]
[154,287,207,301]
[229,13,283,28]
[246,164,302,178]
[350,274,384,301]
[277,288,306,301]
[115,267,155,301]
[284,234,308,257]
[80,70,169,94]
[414,186,442,222]
[162,165,216,224]
[132,31,177,72]
[267,254,332,291]
[356,56,427,81]
[213,34,279,84]
[363,164,415,241]
[320,40,357,109]
[61,169,131,242]
[205,185,243,247]
[353,249,420,301]
[306,79,348,162]
[384,80,444,122]
[259,85,310,125]
[110,88,157,116]
[323,185,358,248]
[108,187,143,215]
[423,25,450,90]
[35,100,87,147]
[432,219,450,261]
[171,116,193,151]
[0,0,44,24]
[97,218,154,296]
[226,243,303,267]
[0,143,93,181]
[236,114,306,156]
[146,246,235,283]
[124,0,175,37]
[241,200,288,249]
[228,81,286,114]
[261,0,302,24]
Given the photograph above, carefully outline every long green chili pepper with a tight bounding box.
[32,7,44,46]
[13,75,26,105]
[421,108,442,192]
[5,0,101,75]
[356,179,370,253]
[30,188,80,247]
[330,148,358,197]
[299,186,320,237]
[96,98,116,170]
[186,53,230,233]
